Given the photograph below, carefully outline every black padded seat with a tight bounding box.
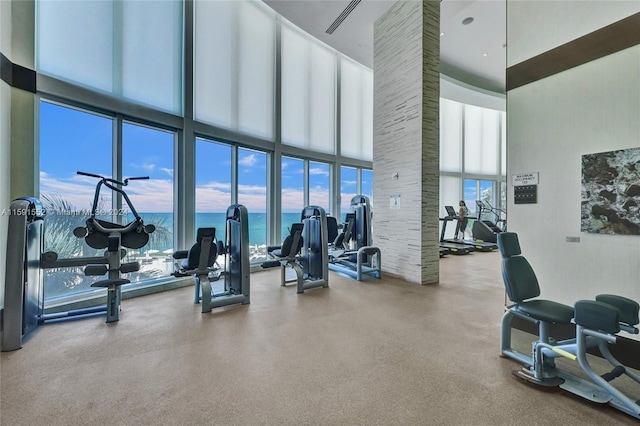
[91,278,130,288]
[514,300,574,324]
[596,294,639,326]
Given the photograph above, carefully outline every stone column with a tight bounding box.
[373,0,440,284]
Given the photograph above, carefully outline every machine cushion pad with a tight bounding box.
[515,299,574,324]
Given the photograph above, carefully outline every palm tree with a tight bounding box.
[41,193,92,297]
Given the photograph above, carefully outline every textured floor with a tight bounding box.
[1,251,638,425]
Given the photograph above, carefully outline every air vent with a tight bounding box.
[326,0,361,34]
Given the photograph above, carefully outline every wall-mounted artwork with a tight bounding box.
[582,147,640,235]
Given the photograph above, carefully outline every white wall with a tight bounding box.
[0,0,11,310]
[507,1,640,66]
[507,1,640,340]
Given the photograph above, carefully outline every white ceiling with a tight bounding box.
[264,0,506,94]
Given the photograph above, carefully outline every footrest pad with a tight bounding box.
[91,278,130,288]
[601,365,625,382]
[261,260,281,269]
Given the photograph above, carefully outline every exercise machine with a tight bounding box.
[472,200,505,243]
[71,172,156,323]
[520,296,640,420]
[441,206,496,252]
[262,206,329,293]
[2,172,155,351]
[498,232,640,420]
[173,204,250,313]
[438,208,472,255]
[328,195,381,280]
[497,231,575,365]
[2,197,46,351]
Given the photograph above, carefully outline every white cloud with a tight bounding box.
[161,167,174,177]
[201,181,232,191]
[281,188,304,212]
[238,184,266,195]
[195,186,232,212]
[40,174,176,213]
[238,154,257,168]
[309,167,329,176]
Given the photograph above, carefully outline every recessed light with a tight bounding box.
[440,32,445,37]
[462,17,474,25]
[483,53,488,57]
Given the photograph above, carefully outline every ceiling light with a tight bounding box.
[440,32,445,36]
[483,53,488,57]
[462,17,474,25]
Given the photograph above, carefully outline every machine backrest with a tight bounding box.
[185,227,217,270]
[280,223,304,257]
[354,205,368,248]
[302,217,323,278]
[497,232,541,303]
[326,216,339,244]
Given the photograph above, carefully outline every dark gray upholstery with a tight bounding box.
[575,300,621,334]
[175,227,217,270]
[596,294,639,326]
[501,256,540,302]
[326,216,339,244]
[497,231,521,257]
[272,223,304,258]
[497,232,573,324]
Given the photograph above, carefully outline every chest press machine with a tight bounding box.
[173,204,250,313]
[328,195,381,281]
[263,206,329,294]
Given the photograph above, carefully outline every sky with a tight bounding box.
[39,101,361,215]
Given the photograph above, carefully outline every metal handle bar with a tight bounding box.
[78,171,149,219]
[77,171,103,179]
[124,176,149,185]
[77,171,149,187]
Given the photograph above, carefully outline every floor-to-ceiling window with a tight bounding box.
[195,138,233,242]
[39,101,113,301]
[309,161,331,214]
[340,166,357,220]
[237,148,268,261]
[122,122,176,277]
[439,96,506,240]
[39,101,178,303]
[35,0,387,308]
[281,156,305,240]
[361,169,373,203]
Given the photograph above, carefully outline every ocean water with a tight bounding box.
[134,212,302,250]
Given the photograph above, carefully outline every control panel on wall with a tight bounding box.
[514,185,537,204]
